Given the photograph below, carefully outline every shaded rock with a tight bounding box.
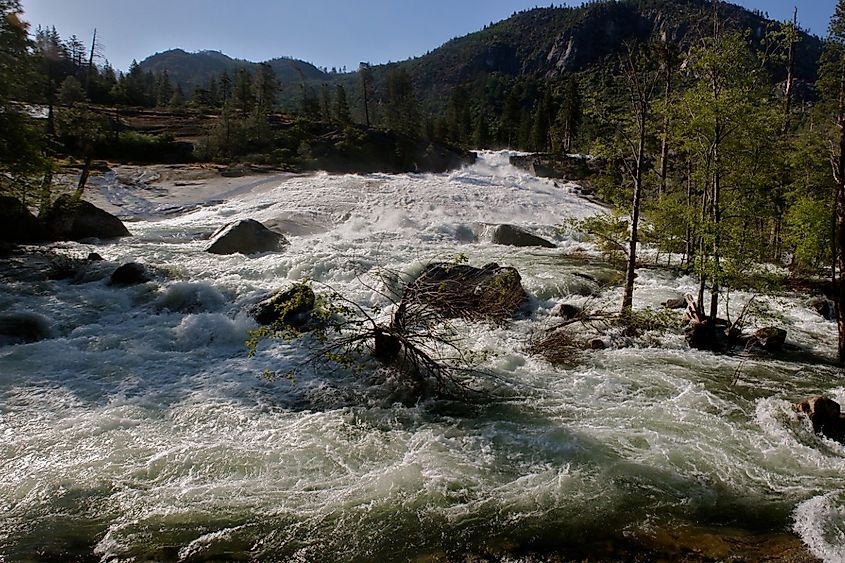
[685,321,727,352]
[491,224,556,248]
[206,219,288,255]
[795,396,845,442]
[0,196,48,243]
[307,126,475,174]
[509,153,597,181]
[555,303,583,320]
[808,297,834,321]
[87,252,104,261]
[588,338,606,350]
[253,283,316,327]
[109,262,151,286]
[43,195,131,241]
[752,327,787,352]
[403,262,528,321]
[0,312,54,345]
[664,296,687,310]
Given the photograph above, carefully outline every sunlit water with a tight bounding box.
[1,152,844,561]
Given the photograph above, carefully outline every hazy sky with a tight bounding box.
[19,0,839,73]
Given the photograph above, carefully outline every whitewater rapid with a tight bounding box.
[1,151,844,561]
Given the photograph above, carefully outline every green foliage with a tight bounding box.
[575,213,629,263]
[785,195,832,273]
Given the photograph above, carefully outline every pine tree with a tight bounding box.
[234,67,254,115]
[335,84,351,125]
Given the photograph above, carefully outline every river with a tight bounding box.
[1,152,843,561]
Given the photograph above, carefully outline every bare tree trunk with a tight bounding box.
[622,102,647,312]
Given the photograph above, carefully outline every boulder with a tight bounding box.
[403,262,529,321]
[664,296,687,310]
[685,321,727,352]
[0,196,48,243]
[206,219,288,255]
[252,283,316,328]
[0,312,54,345]
[491,224,556,249]
[587,338,606,350]
[109,262,151,286]
[43,195,131,241]
[808,297,834,321]
[555,303,583,320]
[795,396,845,442]
[752,327,787,352]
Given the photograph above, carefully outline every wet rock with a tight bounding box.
[795,396,845,442]
[752,327,787,352]
[587,338,606,350]
[491,224,556,248]
[555,303,582,320]
[0,312,54,345]
[42,195,131,241]
[109,262,151,286]
[685,321,727,352]
[206,219,288,255]
[664,296,687,309]
[403,262,529,321]
[252,283,316,328]
[87,252,104,261]
[0,196,48,243]
[808,297,834,321]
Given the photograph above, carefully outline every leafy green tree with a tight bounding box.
[58,75,86,105]
[819,0,845,364]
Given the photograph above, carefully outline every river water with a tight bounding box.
[1,152,843,561]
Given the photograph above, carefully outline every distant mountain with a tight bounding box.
[397,0,822,106]
[136,0,824,114]
[138,49,328,92]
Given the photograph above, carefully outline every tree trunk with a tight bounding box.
[836,61,845,365]
[622,103,647,313]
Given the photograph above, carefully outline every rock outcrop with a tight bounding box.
[491,224,556,248]
[0,196,48,243]
[403,262,528,321]
[206,219,288,255]
[43,195,131,241]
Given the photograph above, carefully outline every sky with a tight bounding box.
[19,0,840,73]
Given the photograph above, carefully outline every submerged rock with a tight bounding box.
[206,219,288,255]
[0,312,54,345]
[0,196,48,243]
[795,396,845,442]
[109,262,151,286]
[43,195,131,241]
[491,224,556,248]
[403,262,528,321]
[252,283,316,327]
